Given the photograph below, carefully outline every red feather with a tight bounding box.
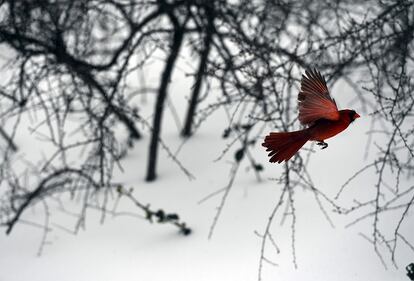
[262,131,309,163]
[298,69,339,125]
[262,69,360,164]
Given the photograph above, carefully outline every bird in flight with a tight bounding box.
[262,69,360,163]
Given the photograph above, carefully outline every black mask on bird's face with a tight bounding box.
[349,110,360,123]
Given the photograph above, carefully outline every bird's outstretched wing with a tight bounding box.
[298,69,339,126]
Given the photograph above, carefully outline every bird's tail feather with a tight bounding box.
[262,130,309,163]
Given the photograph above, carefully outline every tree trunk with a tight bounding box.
[146,24,185,181]
[181,10,214,137]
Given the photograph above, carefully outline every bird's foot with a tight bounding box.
[317,141,328,150]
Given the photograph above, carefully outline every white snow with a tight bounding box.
[0,51,413,281]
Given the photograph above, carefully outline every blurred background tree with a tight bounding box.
[0,0,413,273]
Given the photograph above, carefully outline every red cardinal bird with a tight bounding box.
[262,69,360,163]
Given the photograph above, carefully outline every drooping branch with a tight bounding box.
[4,168,99,235]
[116,186,191,235]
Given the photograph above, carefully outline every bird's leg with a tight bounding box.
[317,140,328,149]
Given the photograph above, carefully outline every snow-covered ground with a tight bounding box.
[0,53,413,281]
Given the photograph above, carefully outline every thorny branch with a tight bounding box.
[0,0,413,275]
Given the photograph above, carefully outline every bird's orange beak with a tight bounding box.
[355,113,360,119]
